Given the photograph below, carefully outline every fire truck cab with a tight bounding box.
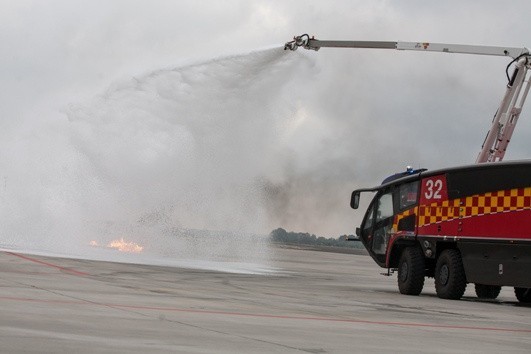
[351,160,531,301]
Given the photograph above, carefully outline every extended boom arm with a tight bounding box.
[285,34,531,163]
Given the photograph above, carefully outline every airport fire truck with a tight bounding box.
[285,35,531,301]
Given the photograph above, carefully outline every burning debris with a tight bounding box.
[89,238,144,253]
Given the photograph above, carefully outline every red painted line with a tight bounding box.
[4,252,90,276]
[0,295,529,334]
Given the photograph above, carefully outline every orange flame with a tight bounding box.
[107,238,144,253]
[89,238,143,253]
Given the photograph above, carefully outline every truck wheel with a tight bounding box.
[397,247,425,295]
[514,287,531,303]
[475,284,501,299]
[435,249,467,300]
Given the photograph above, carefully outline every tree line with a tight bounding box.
[269,228,363,249]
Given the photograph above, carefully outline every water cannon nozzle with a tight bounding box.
[284,34,313,51]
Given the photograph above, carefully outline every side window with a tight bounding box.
[363,203,375,231]
[372,191,394,256]
[399,181,419,210]
[376,192,394,222]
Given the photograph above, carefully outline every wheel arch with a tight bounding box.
[388,239,419,268]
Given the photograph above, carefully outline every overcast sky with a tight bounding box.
[1,0,530,247]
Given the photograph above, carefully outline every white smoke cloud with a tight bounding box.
[65,48,308,234]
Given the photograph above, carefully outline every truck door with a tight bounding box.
[360,189,395,265]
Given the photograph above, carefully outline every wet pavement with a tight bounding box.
[0,247,529,353]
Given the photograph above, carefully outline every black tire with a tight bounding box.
[435,249,467,300]
[475,284,501,299]
[397,247,425,295]
[514,287,531,303]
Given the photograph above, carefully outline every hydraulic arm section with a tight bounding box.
[285,34,531,163]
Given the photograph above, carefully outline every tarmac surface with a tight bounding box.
[0,246,530,353]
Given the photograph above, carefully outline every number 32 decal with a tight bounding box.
[424,179,443,200]
[421,175,447,203]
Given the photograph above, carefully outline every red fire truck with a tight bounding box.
[350,161,530,301]
[285,35,531,301]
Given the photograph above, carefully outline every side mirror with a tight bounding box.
[355,227,361,237]
[350,191,360,209]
